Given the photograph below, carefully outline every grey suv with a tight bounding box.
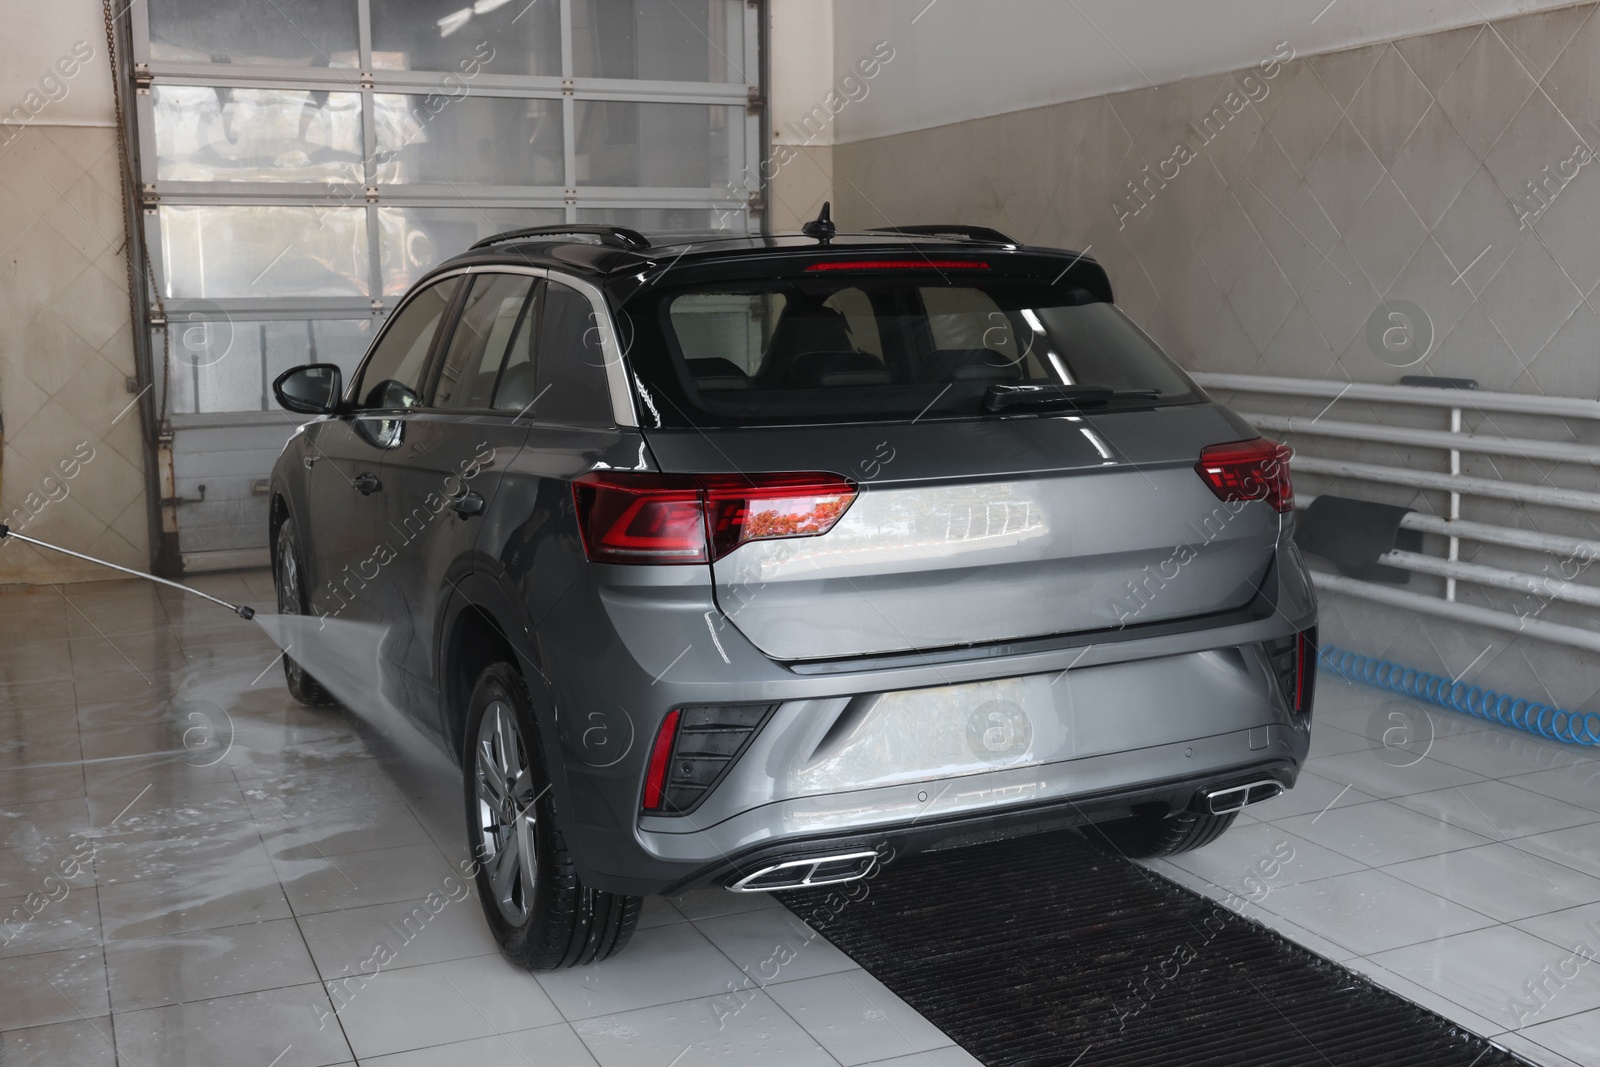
[269,218,1317,969]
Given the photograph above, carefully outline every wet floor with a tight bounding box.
[3,571,1598,1064]
[0,572,978,1066]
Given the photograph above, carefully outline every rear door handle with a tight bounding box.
[352,472,382,495]
[450,490,485,518]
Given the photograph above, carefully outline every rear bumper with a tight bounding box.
[659,758,1301,897]
[528,544,1316,896]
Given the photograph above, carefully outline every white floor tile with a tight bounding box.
[1244,769,1376,821]
[296,895,500,978]
[1419,730,1593,779]
[1383,842,1600,923]
[274,842,459,916]
[1370,925,1600,1029]
[363,1024,599,1067]
[573,991,835,1066]
[1520,821,1600,880]
[1491,1030,1586,1067]
[1340,956,1509,1039]
[1165,822,1366,894]
[0,1019,117,1066]
[859,1049,984,1067]
[1306,748,1487,799]
[695,907,860,986]
[765,971,954,1067]
[1518,1006,1600,1066]
[1503,764,1600,815]
[96,865,291,941]
[326,954,562,1060]
[1275,798,1492,866]
[669,888,782,922]
[1254,867,1494,955]
[0,946,109,1029]
[1511,900,1600,954]
[534,922,748,1021]
[1389,780,1600,841]
[110,983,353,1067]
[104,916,322,1012]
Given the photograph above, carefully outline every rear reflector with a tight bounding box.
[1294,626,1317,720]
[642,709,682,811]
[1195,438,1295,513]
[573,471,856,564]
[804,259,990,272]
[1266,625,1317,722]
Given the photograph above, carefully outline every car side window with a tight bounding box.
[532,279,614,427]
[354,277,460,410]
[490,281,545,413]
[434,274,537,409]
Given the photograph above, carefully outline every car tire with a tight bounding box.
[273,521,338,708]
[463,662,640,970]
[1084,807,1237,859]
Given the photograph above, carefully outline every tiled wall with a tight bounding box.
[825,4,1600,710]
[0,124,148,584]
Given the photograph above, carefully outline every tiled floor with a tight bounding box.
[1148,676,1600,1067]
[3,572,1597,1065]
[0,573,979,1066]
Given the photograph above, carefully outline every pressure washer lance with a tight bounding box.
[0,523,256,620]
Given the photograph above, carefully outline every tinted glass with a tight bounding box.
[622,273,1198,427]
[535,281,613,426]
[354,278,459,409]
[492,283,545,414]
[435,274,536,409]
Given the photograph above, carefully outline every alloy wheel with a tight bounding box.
[473,699,539,926]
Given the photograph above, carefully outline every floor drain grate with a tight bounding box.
[779,829,1525,1067]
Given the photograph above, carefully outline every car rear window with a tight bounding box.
[620,271,1200,427]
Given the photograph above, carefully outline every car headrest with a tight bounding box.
[923,347,1024,382]
[789,351,892,388]
[688,357,749,380]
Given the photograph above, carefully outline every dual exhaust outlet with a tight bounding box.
[1199,779,1283,815]
[726,779,1284,892]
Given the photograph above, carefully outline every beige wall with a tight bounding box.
[813,3,1600,707]
[0,4,147,584]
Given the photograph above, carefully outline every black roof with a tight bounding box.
[425,225,1109,300]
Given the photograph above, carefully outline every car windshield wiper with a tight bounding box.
[981,383,1161,414]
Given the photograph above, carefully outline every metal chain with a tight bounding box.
[101,0,169,438]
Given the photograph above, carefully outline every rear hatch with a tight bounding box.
[609,244,1287,661]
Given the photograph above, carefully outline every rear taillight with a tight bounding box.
[573,471,856,564]
[1195,438,1294,513]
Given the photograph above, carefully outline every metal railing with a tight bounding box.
[1191,372,1600,655]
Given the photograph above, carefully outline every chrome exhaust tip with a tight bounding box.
[1200,779,1284,816]
[728,851,880,893]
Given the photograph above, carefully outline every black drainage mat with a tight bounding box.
[778,829,1524,1067]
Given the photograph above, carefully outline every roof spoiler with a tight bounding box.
[470,224,651,252]
[865,224,1019,247]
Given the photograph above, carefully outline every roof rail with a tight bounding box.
[470,224,651,252]
[866,224,1019,246]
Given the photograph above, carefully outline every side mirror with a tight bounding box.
[272,364,344,415]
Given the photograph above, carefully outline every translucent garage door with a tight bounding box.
[129,0,762,569]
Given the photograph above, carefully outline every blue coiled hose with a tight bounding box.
[1318,644,1600,747]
